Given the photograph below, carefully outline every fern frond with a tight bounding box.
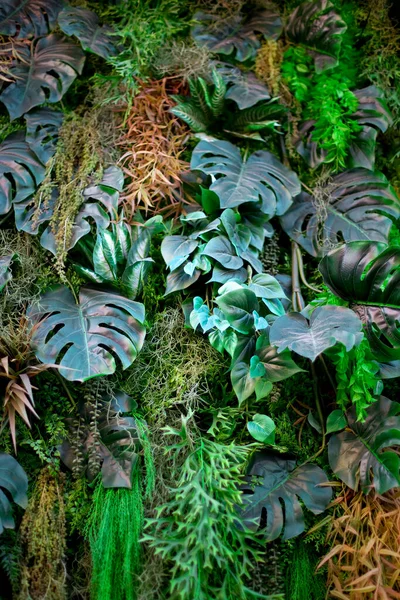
[170,103,208,132]
[210,69,227,117]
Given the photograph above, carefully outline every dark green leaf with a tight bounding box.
[203,235,243,270]
[256,333,303,381]
[0,0,62,38]
[0,34,85,120]
[28,286,146,382]
[0,453,28,534]
[216,288,258,334]
[165,264,201,295]
[231,361,255,404]
[241,452,332,540]
[326,409,347,434]
[0,254,15,292]
[247,414,276,444]
[328,396,400,493]
[24,107,63,164]
[58,6,117,59]
[224,69,271,109]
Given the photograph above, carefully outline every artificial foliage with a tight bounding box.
[0,0,399,599]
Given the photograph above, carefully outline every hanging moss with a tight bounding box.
[85,470,144,600]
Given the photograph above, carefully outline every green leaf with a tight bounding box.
[220,209,251,255]
[241,452,332,540]
[256,333,304,381]
[0,34,85,120]
[319,242,400,361]
[224,68,271,109]
[231,361,255,404]
[28,286,146,382]
[165,264,201,295]
[0,254,15,292]
[191,138,301,215]
[247,414,276,443]
[249,273,286,299]
[24,107,63,164]
[0,0,62,37]
[0,453,28,534]
[269,305,363,361]
[326,409,347,434]
[93,229,119,281]
[255,379,273,401]
[216,288,258,334]
[202,235,243,270]
[328,396,400,493]
[200,187,220,213]
[161,235,199,269]
[58,7,117,59]
[281,169,400,257]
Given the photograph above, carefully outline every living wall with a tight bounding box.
[0,0,399,599]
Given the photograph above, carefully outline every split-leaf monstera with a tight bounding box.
[0,453,28,534]
[0,0,62,38]
[241,452,332,540]
[328,396,400,494]
[319,242,400,362]
[191,138,301,215]
[27,286,146,382]
[192,7,282,62]
[280,169,400,256]
[58,6,117,59]
[0,34,85,120]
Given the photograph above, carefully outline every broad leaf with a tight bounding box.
[319,242,400,361]
[58,7,117,59]
[280,169,400,256]
[192,8,282,62]
[326,409,346,434]
[255,333,303,381]
[248,273,286,299]
[223,68,271,109]
[241,452,332,540]
[0,34,85,120]
[0,0,62,38]
[191,138,300,215]
[231,361,256,404]
[165,264,201,295]
[28,286,146,382]
[203,235,243,270]
[24,107,63,164]
[0,132,46,215]
[0,254,15,292]
[286,0,347,73]
[247,414,276,444]
[270,305,363,361]
[0,453,28,534]
[60,390,141,489]
[161,235,198,269]
[216,288,259,334]
[328,396,400,494]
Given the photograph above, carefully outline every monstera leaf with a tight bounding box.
[27,286,146,382]
[280,169,400,256]
[0,131,46,215]
[319,242,400,362]
[24,107,64,164]
[286,0,347,72]
[270,305,363,361]
[60,390,141,489]
[0,0,63,38]
[296,86,392,169]
[58,6,117,59]
[223,68,271,109]
[0,453,28,534]
[241,452,332,540]
[0,34,85,120]
[328,396,400,494]
[191,139,300,216]
[192,8,282,62]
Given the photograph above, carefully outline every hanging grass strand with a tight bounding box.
[85,470,144,600]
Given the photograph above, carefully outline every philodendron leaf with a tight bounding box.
[247,414,276,444]
[216,287,259,334]
[0,254,15,291]
[328,396,400,494]
[0,132,46,215]
[161,236,199,270]
[0,453,28,534]
[58,7,117,59]
[326,409,346,434]
[255,333,303,381]
[231,361,255,405]
[241,452,332,540]
[269,305,363,361]
[280,169,400,256]
[319,242,400,362]
[203,235,243,270]
[28,286,146,382]
[165,264,201,295]
[192,8,282,62]
[0,34,85,120]
[191,138,301,215]
[286,0,347,73]
[0,0,63,38]
[248,273,286,299]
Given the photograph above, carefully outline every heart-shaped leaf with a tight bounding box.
[326,409,346,434]
[203,235,244,270]
[191,138,301,215]
[280,169,400,256]
[192,8,282,62]
[0,453,28,534]
[319,242,400,361]
[58,6,117,59]
[0,132,46,215]
[241,452,332,540]
[286,0,347,73]
[256,333,303,381]
[0,34,85,120]
[269,305,363,361]
[28,285,146,382]
[247,414,276,444]
[0,0,63,38]
[216,287,259,334]
[328,396,400,494]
